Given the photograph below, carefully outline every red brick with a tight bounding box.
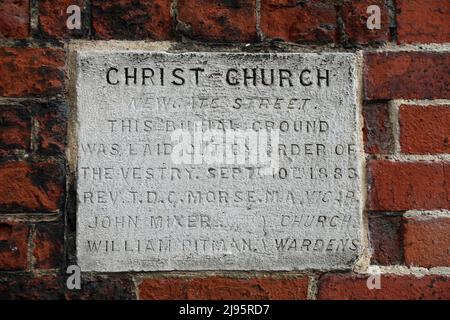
[138,276,309,300]
[178,0,257,42]
[397,0,450,44]
[368,161,448,211]
[33,222,63,269]
[318,274,450,300]
[342,0,389,44]
[369,214,404,265]
[0,107,31,153]
[364,52,450,100]
[35,102,67,155]
[404,217,450,268]
[188,276,309,300]
[39,0,86,39]
[0,222,29,271]
[399,105,450,154]
[92,0,172,40]
[261,0,336,43]
[0,48,65,97]
[65,275,135,300]
[447,165,450,205]
[0,0,29,39]
[362,103,393,154]
[0,161,65,212]
[139,278,188,300]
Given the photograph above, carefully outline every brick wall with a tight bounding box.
[0,0,449,300]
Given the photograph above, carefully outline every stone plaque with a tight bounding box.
[75,51,363,271]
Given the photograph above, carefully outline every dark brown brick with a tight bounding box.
[178,0,257,42]
[0,274,63,299]
[65,275,136,300]
[33,222,64,269]
[35,102,68,155]
[369,214,404,265]
[0,161,65,213]
[92,0,172,40]
[0,222,30,271]
[363,103,393,154]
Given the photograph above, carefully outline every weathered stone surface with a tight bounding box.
[75,51,363,271]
